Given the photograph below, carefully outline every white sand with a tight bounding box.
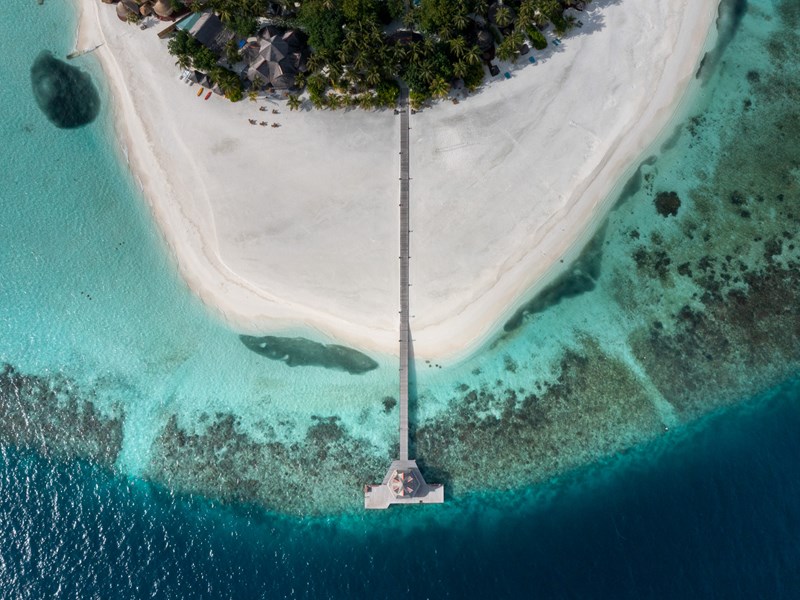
[76,0,717,361]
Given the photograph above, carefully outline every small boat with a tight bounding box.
[197,87,204,97]
[204,91,212,100]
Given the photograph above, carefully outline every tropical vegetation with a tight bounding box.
[163,0,589,107]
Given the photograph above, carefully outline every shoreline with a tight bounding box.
[76,0,718,362]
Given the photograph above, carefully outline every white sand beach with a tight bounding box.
[77,0,717,361]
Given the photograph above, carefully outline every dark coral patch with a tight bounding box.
[240,335,378,374]
[0,364,124,467]
[654,191,681,217]
[30,52,100,129]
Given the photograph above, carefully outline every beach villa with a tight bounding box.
[244,26,308,91]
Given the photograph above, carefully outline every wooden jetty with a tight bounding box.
[364,88,444,509]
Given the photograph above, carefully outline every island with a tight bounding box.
[78,0,717,360]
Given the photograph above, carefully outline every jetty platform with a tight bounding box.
[364,87,444,509]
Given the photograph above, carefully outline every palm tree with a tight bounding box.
[366,67,381,86]
[174,54,192,71]
[507,30,525,50]
[465,45,482,66]
[453,60,469,80]
[287,94,301,111]
[430,77,450,99]
[497,35,521,62]
[453,10,469,31]
[419,60,436,84]
[306,52,324,73]
[449,36,467,58]
[327,94,343,110]
[495,5,512,28]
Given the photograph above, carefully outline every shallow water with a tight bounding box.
[0,0,798,587]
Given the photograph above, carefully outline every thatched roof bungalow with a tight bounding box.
[188,11,234,55]
[116,0,140,21]
[245,27,307,91]
[153,0,175,20]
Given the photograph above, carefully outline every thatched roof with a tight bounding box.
[116,0,138,19]
[246,28,307,90]
[188,11,234,55]
[153,0,174,18]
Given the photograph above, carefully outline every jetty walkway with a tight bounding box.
[364,87,444,509]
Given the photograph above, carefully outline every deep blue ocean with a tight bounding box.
[1,377,798,598]
[1,0,799,597]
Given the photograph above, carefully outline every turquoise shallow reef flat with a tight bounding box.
[1,0,799,526]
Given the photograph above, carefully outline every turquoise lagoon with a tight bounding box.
[1,0,798,526]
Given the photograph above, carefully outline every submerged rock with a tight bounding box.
[30,51,100,128]
[240,335,379,374]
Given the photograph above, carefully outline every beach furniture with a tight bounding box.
[504,72,511,79]
[553,38,562,46]
[197,87,204,97]
[528,55,537,64]
[204,91,212,100]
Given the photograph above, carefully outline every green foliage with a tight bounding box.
[193,45,218,72]
[374,80,399,107]
[496,37,517,62]
[341,0,377,22]
[167,29,218,71]
[416,0,470,35]
[430,76,450,98]
[400,41,452,95]
[298,0,344,55]
[162,0,586,111]
[225,38,240,66]
[229,15,258,37]
[409,89,428,110]
[526,27,548,50]
[287,94,302,111]
[462,61,484,91]
[210,66,244,101]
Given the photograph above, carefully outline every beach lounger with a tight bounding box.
[553,38,562,46]
[528,55,537,64]
[504,72,511,79]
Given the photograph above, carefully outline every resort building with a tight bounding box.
[244,26,308,91]
[187,11,234,55]
[112,0,178,21]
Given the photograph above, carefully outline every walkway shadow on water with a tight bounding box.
[407,332,453,492]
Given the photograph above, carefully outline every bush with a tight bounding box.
[409,89,428,110]
[210,66,244,102]
[526,27,548,50]
[298,0,344,55]
[462,62,485,91]
[375,80,400,107]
